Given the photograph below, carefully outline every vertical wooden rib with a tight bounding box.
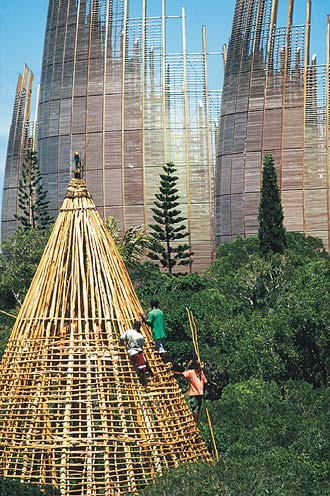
[326,15,330,249]
[121,0,128,230]
[302,0,311,235]
[202,26,215,261]
[85,0,95,181]
[142,0,147,225]
[162,0,167,163]
[33,84,40,151]
[244,0,265,236]
[182,7,192,271]
[222,43,227,70]
[22,66,33,134]
[280,0,294,189]
[102,0,111,220]
[69,0,81,165]
[261,0,279,181]
[57,0,71,204]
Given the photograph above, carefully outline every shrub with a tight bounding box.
[0,477,59,495]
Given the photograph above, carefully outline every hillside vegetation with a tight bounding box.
[136,233,330,495]
[1,232,330,495]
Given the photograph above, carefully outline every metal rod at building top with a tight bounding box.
[305,0,311,67]
[285,0,294,68]
[266,0,279,70]
[182,7,192,272]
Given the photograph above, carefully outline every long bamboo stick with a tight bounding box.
[186,307,218,462]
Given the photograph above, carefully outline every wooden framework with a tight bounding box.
[0,179,211,495]
[1,65,35,238]
[1,0,221,272]
[216,0,330,248]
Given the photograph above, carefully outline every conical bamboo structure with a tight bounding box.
[0,179,211,495]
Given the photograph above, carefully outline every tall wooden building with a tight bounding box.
[1,0,221,272]
[216,0,330,249]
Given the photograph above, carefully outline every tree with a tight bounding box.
[15,149,52,230]
[148,162,192,274]
[0,228,51,306]
[141,380,330,496]
[258,154,286,255]
[0,478,59,495]
[105,216,152,269]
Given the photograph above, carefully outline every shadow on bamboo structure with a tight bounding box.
[0,179,211,496]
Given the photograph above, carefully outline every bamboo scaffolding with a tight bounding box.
[186,307,219,462]
[0,179,211,495]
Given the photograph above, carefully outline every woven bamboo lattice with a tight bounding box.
[0,179,211,495]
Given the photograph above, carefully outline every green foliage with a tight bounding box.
[148,162,192,274]
[140,462,225,496]
[136,232,330,392]
[0,228,51,306]
[258,154,286,255]
[15,149,53,231]
[142,380,330,496]
[0,477,59,495]
[0,322,12,361]
[105,216,152,268]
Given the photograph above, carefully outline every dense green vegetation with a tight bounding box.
[137,233,330,495]
[0,477,59,495]
[138,233,330,392]
[142,379,330,495]
[0,228,51,307]
[1,229,330,495]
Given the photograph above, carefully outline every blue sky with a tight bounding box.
[0,0,329,214]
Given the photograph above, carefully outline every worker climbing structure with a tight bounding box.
[0,179,211,495]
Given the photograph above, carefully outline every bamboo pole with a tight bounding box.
[0,310,16,319]
[186,307,218,461]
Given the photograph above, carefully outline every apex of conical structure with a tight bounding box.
[0,178,211,495]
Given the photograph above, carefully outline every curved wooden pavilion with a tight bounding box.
[0,179,211,495]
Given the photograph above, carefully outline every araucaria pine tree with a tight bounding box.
[258,154,286,255]
[149,162,192,274]
[15,149,52,230]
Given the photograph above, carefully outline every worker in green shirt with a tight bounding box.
[141,299,171,363]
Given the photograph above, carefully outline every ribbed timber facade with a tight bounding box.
[1,65,36,238]
[33,0,220,272]
[216,0,330,249]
